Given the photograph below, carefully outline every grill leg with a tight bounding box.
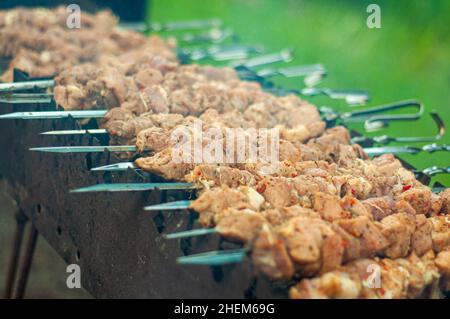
[3,211,28,299]
[12,225,39,299]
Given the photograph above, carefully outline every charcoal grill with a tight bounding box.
[2,98,442,299]
[0,83,299,298]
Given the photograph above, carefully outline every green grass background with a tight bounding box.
[149,0,450,186]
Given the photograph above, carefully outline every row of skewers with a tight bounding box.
[0,7,449,298]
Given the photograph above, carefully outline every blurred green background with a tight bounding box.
[1,0,449,299]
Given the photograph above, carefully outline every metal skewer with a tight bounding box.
[267,86,370,106]
[119,18,222,33]
[144,200,193,211]
[177,249,247,266]
[70,182,196,193]
[0,79,54,93]
[166,228,217,239]
[91,162,137,172]
[419,166,450,177]
[181,28,235,44]
[179,44,264,62]
[256,64,326,87]
[364,144,450,156]
[257,63,326,78]
[40,129,108,135]
[30,145,137,153]
[351,112,444,145]
[230,48,293,69]
[28,143,450,156]
[72,164,450,194]
[0,110,107,120]
[0,93,53,104]
[320,100,424,128]
[236,63,325,88]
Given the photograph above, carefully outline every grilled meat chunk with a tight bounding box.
[290,252,441,299]
[189,186,264,227]
[251,224,295,280]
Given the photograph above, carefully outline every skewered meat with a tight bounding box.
[439,189,450,214]
[412,214,433,256]
[189,186,264,227]
[397,187,437,215]
[435,249,450,292]
[276,216,345,275]
[260,205,321,226]
[290,251,441,299]
[251,223,295,280]
[430,215,450,252]
[186,180,450,280]
[134,126,442,216]
[361,196,398,221]
[338,216,389,257]
[186,165,257,189]
[1,7,176,81]
[215,208,266,242]
[0,6,117,33]
[134,125,360,181]
[135,148,195,181]
[379,213,416,258]
[56,63,325,139]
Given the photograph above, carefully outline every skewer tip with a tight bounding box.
[164,227,217,239]
[176,249,246,265]
[0,112,20,119]
[143,200,193,211]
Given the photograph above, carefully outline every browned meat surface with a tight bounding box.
[397,187,439,215]
[251,224,295,280]
[249,209,450,281]
[312,193,344,221]
[1,7,176,81]
[430,215,450,253]
[260,205,320,226]
[277,216,345,275]
[435,249,450,292]
[379,213,416,258]
[135,148,195,181]
[0,6,116,33]
[290,252,441,299]
[188,186,264,227]
[185,165,257,189]
[338,216,389,258]
[411,214,433,256]
[361,196,400,221]
[215,208,266,242]
[439,189,450,214]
